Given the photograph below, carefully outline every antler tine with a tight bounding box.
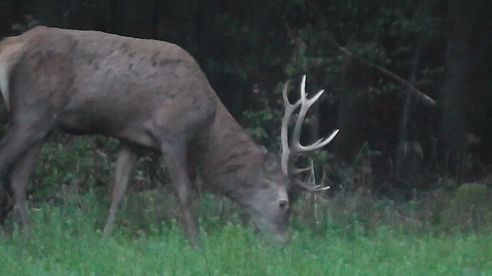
[294,161,331,192]
[282,80,292,106]
[289,156,314,175]
[290,76,310,149]
[308,159,331,191]
[281,80,301,174]
[300,74,307,100]
[292,166,312,175]
[296,129,340,152]
[291,75,336,154]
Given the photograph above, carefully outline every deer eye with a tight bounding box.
[278,200,289,210]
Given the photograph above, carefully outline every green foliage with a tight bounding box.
[430,183,492,232]
[243,109,278,145]
[31,136,115,200]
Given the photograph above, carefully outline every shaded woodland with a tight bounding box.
[0,0,491,199]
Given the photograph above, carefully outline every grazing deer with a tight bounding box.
[0,26,338,246]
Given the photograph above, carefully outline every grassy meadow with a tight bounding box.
[0,189,491,276]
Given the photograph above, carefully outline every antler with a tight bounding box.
[293,160,331,192]
[280,75,339,191]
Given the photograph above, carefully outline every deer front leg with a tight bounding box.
[103,143,138,238]
[161,139,199,248]
[9,142,44,232]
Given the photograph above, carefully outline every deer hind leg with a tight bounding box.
[9,142,43,232]
[103,143,138,238]
[0,125,46,173]
[160,138,199,248]
[0,122,52,223]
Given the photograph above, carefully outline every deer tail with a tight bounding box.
[0,37,25,110]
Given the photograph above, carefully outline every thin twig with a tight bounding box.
[329,38,437,107]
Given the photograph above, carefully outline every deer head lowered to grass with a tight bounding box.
[0,26,338,247]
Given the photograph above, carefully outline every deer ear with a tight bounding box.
[263,151,280,173]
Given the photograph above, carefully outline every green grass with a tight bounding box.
[0,192,491,276]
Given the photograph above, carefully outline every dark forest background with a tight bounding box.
[0,0,491,200]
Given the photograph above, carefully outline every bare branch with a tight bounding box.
[328,38,436,107]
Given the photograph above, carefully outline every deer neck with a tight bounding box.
[196,101,265,196]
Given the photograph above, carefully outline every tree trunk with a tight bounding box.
[439,0,475,179]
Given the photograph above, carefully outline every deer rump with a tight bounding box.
[0,26,338,247]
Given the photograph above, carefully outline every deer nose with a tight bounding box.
[278,199,289,210]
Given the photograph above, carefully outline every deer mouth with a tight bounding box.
[249,213,290,245]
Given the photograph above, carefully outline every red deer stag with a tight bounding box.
[0,27,338,246]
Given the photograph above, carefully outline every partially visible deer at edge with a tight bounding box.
[0,26,338,247]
